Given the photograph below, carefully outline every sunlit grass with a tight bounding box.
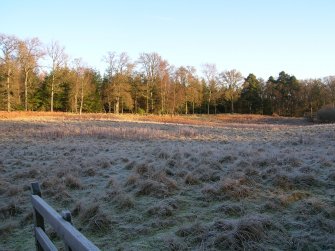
[0,113,334,250]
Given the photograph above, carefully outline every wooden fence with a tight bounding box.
[31,182,100,251]
[304,112,317,122]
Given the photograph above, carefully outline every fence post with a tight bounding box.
[62,210,73,251]
[31,182,45,251]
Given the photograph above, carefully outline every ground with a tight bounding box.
[0,112,335,250]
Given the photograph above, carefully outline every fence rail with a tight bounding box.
[31,182,100,251]
[304,112,317,122]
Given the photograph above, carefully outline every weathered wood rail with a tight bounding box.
[31,182,100,251]
[304,111,317,122]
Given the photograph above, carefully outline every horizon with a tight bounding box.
[2,0,335,80]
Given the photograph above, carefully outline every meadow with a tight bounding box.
[0,112,335,250]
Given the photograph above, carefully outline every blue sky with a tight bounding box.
[2,0,334,79]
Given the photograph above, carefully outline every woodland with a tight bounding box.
[1,33,335,116]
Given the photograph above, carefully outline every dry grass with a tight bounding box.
[76,202,111,232]
[64,175,83,189]
[0,112,334,250]
[0,111,307,127]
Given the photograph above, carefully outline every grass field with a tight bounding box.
[1,112,335,250]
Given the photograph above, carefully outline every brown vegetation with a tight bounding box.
[0,113,334,250]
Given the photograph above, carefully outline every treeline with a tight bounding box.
[1,33,335,116]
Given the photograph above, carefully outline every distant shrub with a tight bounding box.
[317,106,335,123]
[137,108,146,115]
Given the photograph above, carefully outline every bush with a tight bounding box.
[317,106,335,123]
[137,108,146,115]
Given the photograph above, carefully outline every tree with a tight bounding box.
[240,73,263,114]
[138,52,162,113]
[202,64,218,114]
[79,68,96,114]
[220,69,243,113]
[186,69,202,114]
[267,71,300,116]
[175,66,195,114]
[302,79,324,114]
[47,41,67,112]
[103,51,133,114]
[324,76,335,107]
[158,59,170,114]
[0,34,19,111]
[18,37,44,111]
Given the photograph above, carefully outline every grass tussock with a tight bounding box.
[7,185,23,196]
[184,172,200,185]
[126,164,179,198]
[0,180,10,195]
[0,202,23,219]
[0,221,18,237]
[76,202,111,232]
[280,191,310,206]
[176,222,207,243]
[0,113,334,250]
[64,175,82,189]
[136,179,170,198]
[147,199,178,217]
[213,215,276,250]
[202,177,253,201]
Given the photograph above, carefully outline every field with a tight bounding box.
[1,112,335,250]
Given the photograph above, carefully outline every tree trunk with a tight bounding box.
[207,90,211,115]
[115,96,119,114]
[192,101,195,114]
[146,82,149,114]
[134,93,138,113]
[161,81,164,114]
[74,79,79,113]
[74,94,78,113]
[185,95,188,115]
[7,68,11,112]
[173,83,176,115]
[150,91,154,113]
[51,72,55,112]
[24,70,29,111]
[79,82,84,115]
[231,98,234,113]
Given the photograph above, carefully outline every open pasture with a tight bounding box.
[1,113,335,250]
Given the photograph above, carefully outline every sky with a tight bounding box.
[1,0,335,79]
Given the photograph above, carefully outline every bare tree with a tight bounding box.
[324,76,335,107]
[18,37,44,111]
[138,52,161,113]
[186,68,202,114]
[0,34,18,112]
[175,66,196,114]
[158,59,170,114]
[47,41,67,112]
[72,58,88,114]
[202,63,218,114]
[103,51,133,114]
[220,69,243,113]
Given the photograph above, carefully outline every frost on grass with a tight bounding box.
[0,118,335,250]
